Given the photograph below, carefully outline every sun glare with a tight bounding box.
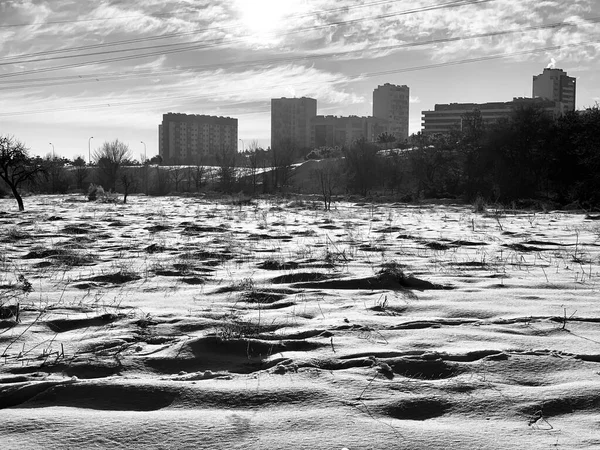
[236,0,296,41]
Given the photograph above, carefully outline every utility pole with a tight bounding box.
[49,142,55,159]
[140,141,147,162]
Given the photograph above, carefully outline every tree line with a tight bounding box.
[0,136,302,210]
[400,105,600,207]
[1,105,599,211]
[326,105,600,208]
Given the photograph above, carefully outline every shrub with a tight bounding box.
[473,196,487,213]
[87,183,104,201]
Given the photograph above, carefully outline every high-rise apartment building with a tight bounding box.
[533,68,576,112]
[373,83,410,141]
[158,124,163,156]
[310,115,389,148]
[271,97,317,151]
[421,98,562,135]
[159,113,238,163]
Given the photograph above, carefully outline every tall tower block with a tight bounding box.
[373,83,410,141]
[271,97,317,151]
[533,68,576,112]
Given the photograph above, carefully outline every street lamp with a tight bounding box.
[239,138,245,152]
[141,141,147,162]
[88,137,94,164]
[49,142,55,159]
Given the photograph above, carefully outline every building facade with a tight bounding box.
[158,113,238,163]
[421,98,561,135]
[310,115,389,148]
[158,124,163,157]
[533,68,576,112]
[373,83,410,141]
[271,97,317,151]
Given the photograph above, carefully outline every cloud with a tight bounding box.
[404,0,599,63]
[125,63,360,104]
[0,1,52,53]
[1,0,598,144]
[276,0,600,65]
[0,0,233,65]
[1,63,363,126]
[132,55,167,71]
[409,96,421,104]
[4,0,597,83]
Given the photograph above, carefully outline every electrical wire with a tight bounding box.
[0,0,494,67]
[1,38,596,118]
[0,0,469,33]
[1,17,596,90]
[0,0,475,61]
[0,11,176,28]
[1,0,595,118]
[361,39,600,77]
[0,0,404,29]
[5,11,585,69]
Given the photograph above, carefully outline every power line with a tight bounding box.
[9,10,579,69]
[0,0,429,60]
[0,0,494,69]
[1,16,596,91]
[1,38,596,118]
[0,19,593,91]
[0,11,177,28]
[0,0,446,30]
[361,39,600,77]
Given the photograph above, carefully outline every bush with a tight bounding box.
[87,183,105,201]
[305,146,343,160]
[472,196,486,213]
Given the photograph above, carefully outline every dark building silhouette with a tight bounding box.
[271,97,317,151]
[533,68,576,112]
[159,113,237,163]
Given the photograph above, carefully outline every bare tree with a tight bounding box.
[0,135,46,211]
[377,132,396,143]
[93,139,132,191]
[343,137,380,196]
[271,138,296,192]
[246,140,263,194]
[119,168,139,204]
[383,149,405,196]
[168,166,186,192]
[191,160,206,192]
[185,166,193,192]
[152,165,169,195]
[72,155,88,190]
[247,139,260,151]
[408,133,456,198]
[216,145,237,192]
[312,159,343,211]
[42,154,70,194]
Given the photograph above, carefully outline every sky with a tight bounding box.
[1,0,599,161]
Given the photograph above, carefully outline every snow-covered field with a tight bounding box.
[1,194,600,449]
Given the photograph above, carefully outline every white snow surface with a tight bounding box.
[0,194,599,449]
